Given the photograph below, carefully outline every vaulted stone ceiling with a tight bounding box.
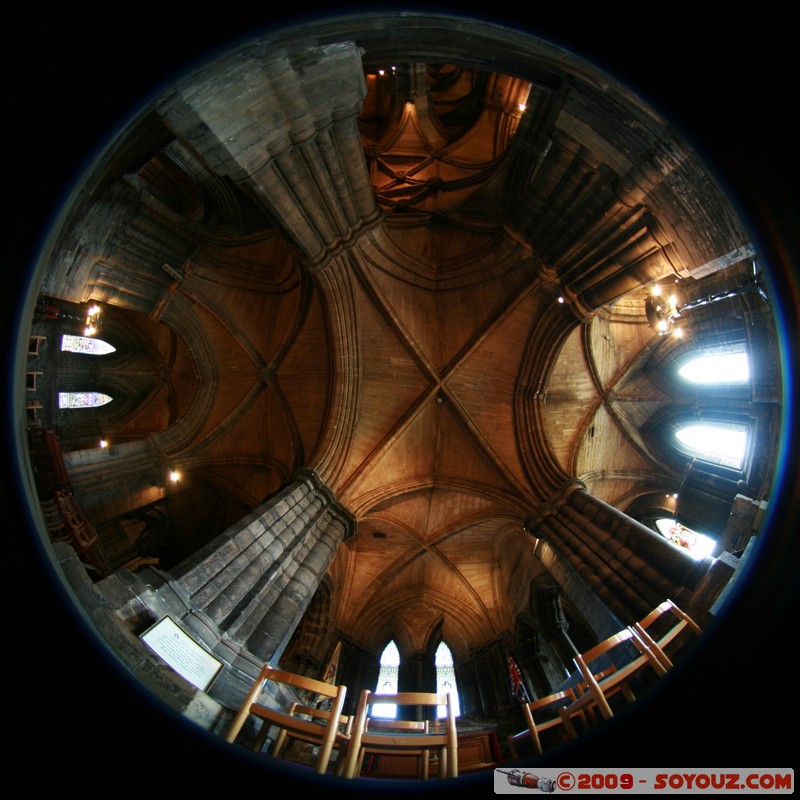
[24,12,778,665]
[10,5,799,793]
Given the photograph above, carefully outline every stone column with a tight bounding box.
[43,179,197,313]
[156,468,355,669]
[62,438,167,523]
[527,481,708,626]
[159,40,379,265]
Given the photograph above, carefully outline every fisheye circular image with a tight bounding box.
[8,6,797,795]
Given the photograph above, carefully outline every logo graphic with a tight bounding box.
[497,769,557,792]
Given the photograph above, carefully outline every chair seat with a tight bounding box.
[341,690,458,779]
[225,666,348,775]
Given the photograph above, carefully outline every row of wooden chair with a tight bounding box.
[508,599,702,758]
[225,667,458,779]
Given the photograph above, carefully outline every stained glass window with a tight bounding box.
[373,640,400,718]
[58,391,113,409]
[61,334,116,355]
[435,641,461,718]
[655,518,715,560]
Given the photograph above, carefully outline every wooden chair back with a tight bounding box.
[224,666,348,775]
[366,717,429,733]
[633,599,702,670]
[558,626,668,726]
[341,690,458,779]
[266,701,353,769]
[508,687,581,758]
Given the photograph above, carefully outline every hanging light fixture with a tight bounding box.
[645,284,681,336]
[646,260,767,336]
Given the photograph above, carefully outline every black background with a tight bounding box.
[5,2,797,795]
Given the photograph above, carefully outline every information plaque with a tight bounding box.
[140,615,223,691]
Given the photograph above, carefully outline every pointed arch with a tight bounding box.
[60,333,117,355]
[674,422,748,469]
[373,640,400,718]
[677,345,749,385]
[58,391,113,409]
[434,640,461,718]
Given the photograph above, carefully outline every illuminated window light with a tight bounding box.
[58,391,113,409]
[655,518,715,560]
[678,351,749,384]
[373,640,400,719]
[435,641,461,718]
[61,334,116,355]
[675,423,747,469]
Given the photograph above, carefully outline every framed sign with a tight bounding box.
[140,615,223,691]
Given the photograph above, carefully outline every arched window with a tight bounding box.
[435,641,461,718]
[674,422,748,469]
[58,391,113,409]
[373,640,400,718]
[677,347,749,384]
[655,518,716,560]
[60,334,116,355]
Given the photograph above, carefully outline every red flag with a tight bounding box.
[507,653,531,704]
[312,640,342,710]
[321,640,341,685]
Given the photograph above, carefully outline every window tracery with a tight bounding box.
[373,640,400,718]
[58,392,114,409]
[60,334,116,355]
[655,518,715,560]
[435,640,461,718]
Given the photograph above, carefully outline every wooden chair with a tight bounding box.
[574,664,625,727]
[259,701,353,775]
[224,666,348,775]
[507,687,583,758]
[26,399,42,425]
[361,718,431,777]
[26,371,43,392]
[556,626,668,732]
[341,690,458,779]
[632,599,702,670]
[28,335,46,357]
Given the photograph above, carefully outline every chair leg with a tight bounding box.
[269,726,287,755]
[561,712,578,740]
[523,704,543,755]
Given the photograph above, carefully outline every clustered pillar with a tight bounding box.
[527,481,705,624]
[162,468,355,670]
